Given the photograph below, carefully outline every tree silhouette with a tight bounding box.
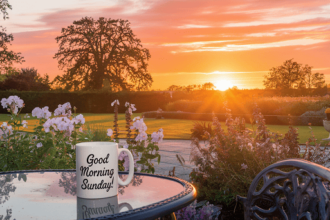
[201,82,215,90]
[299,67,325,89]
[0,0,24,73]
[0,67,50,91]
[53,17,152,91]
[0,0,11,20]
[167,83,214,91]
[263,59,325,89]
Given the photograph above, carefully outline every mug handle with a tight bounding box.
[117,148,134,186]
[118,202,133,212]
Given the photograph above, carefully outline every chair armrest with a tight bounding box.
[237,159,330,220]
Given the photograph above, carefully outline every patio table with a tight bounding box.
[0,170,196,220]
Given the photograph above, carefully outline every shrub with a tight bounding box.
[0,91,174,114]
[165,100,204,112]
[0,96,163,173]
[190,121,213,140]
[162,96,330,117]
[175,200,221,220]
[188,103,329,206]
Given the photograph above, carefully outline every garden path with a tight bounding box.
[118,139,195,181]
[117,140,315,182]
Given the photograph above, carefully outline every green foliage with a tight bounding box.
[0,91,173,114]
[0,67,50,91]
[0,1,24,73]
[0,96,162,173]
[165,100,204,112]
[127,138,161,174]
[190,121,213,140]
[189,104,305,205]
[1,90,329,117]
[0,0,12,20]
[0,105,86,171]
[163,96,330,116]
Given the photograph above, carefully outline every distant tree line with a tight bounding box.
[263,59,325,89]
[167,82,216,92]
[0,67,50,91]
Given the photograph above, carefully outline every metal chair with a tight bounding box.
[238,159,330,220]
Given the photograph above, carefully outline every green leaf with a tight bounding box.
[145,154,157,159]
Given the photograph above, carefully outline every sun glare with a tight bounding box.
[214,79,234,91]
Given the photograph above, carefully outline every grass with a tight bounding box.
[0,113,328,144]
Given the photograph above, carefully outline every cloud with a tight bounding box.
[177,24,212,29]
[161,40,238,47]
[5,0,330,89]
[276,25,327,32]
[152,70,269,76]
[224,4,330,27]
[246,32,276,37]
[170,38,328,53]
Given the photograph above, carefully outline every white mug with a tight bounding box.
[77,196,133,219]
[76,142,134,199]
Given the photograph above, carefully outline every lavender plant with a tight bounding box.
[125,102,136,139]
[111,99,119,139]
[175,200,220,220]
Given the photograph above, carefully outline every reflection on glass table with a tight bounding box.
[77,196,133,219]
[0,170,196,220]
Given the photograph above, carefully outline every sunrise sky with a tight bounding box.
[3,0,330,90]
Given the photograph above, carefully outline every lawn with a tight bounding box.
[0,113,328,144]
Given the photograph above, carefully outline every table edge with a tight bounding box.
[0,169,197,220]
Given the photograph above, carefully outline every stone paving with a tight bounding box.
[119,139,195,181]
[153,140,196,181]
[118,139,315,182]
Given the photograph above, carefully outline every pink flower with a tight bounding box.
[32,106,51,119]
[241,163,248,170]
[111,100,120,106]
[151,128,164,143]
[22,120,28,128]
[107,129,113,137]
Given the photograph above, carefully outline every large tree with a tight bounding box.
[0,0,24,73]
[263,59,325,89]
[53,17,152,91]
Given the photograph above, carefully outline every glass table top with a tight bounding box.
[0,171,188,220]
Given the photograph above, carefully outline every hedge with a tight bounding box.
[142,111,325,126]
[0,88,327,114]
[0,91,176,114]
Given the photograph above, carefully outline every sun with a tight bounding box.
[214,79,234,91]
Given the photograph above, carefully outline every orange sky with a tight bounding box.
[3,0,330,90]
